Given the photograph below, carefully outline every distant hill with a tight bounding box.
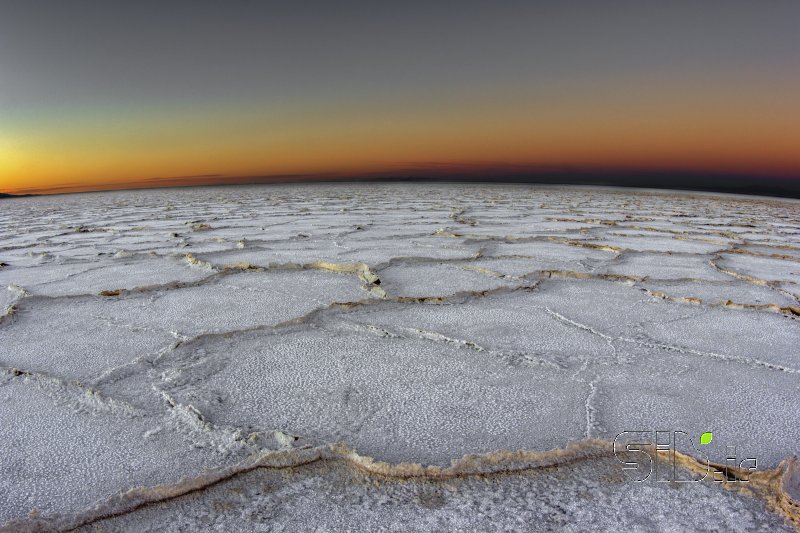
[0,192,36,199]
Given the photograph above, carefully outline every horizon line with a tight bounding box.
[3,166,800,199]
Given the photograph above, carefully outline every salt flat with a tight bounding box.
[0,184,797,531]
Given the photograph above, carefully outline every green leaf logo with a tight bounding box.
[700,432,713,445]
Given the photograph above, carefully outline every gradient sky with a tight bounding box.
[1,1,799,195]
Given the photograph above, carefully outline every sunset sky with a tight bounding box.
[1,1,799,195]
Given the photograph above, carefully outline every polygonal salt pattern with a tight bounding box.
[156,327,590,465]
[376,262,525,297]
[0,183,797,530]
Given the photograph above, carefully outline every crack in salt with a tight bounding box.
[543,306,800,374]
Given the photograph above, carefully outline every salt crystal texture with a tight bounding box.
[0,184,798,531]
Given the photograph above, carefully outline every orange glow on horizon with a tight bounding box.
[2,81,799,195]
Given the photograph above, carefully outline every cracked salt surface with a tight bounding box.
[0,379,230,523]
[92,269,374,337]
[604,252,734,281]
[377,262,524,298]
[717,253,800,285]
[638,279,799,308]
[72,457,795,533]
[158,327,589,465]
[1,296,177,381]
[0,184,798,530]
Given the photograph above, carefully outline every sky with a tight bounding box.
[1,1,799,196]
